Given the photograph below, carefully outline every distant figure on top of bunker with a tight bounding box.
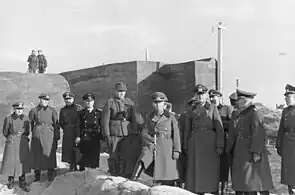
[27,49,48,74]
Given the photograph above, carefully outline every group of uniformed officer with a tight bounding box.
[1,81,295,194]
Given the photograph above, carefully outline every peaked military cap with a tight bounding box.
[188,97,197,105]
[63,92,75,99]
[115,81,127,91]
[83,92,95,101]
[12,101,24,109]
[284,84,295,96]
[229,92,238,100]
[236,89,256,99]
[151,92,168,102]
[38,93,50,100]
[208,89,222,97]
[194,84,208,94]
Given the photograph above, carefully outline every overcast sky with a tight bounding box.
[0,0,294,107]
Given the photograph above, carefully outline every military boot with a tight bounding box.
[69,163,77,172]
[47,169,55,182]
[107,159,117,176]
[116,159,125,177]
[7,176,14,189]
[130,161,144,181]
[34,170,41,182]
[19,174,31,192]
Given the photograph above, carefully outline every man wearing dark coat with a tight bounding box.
[27,50,38,73]
[37,50,48,73]
[209,89,234,194]
[130,92,181,186]
[59,92,83,171]
[77,92,102,170]
[0,102,31,192]
[29,93,60,182]
[276,84,295,195]
[183,84,224,195]
[101,81,140,177]
[226,89,273,195]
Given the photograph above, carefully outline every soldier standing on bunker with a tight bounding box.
[59,92,83,172]
[29,93,60,182]
[37,50,48,73]
[183,84,224,195]
[208,89,234,194]
[276,84,295,195]
[226,89,273,195]
[101,81,138,177]
[27,50,38,73]
[0,102,31,192]
[77,92,102,171]
[130,92,181,186]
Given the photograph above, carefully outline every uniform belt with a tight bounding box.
[110,118,127,122]
[284,131,295,135]
[36,122,51,126]
[237,133,250,140]
[192,128,214,133]
[148,132,171,139]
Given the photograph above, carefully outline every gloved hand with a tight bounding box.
[75,137,81,145]
[216,147,223,156]
[252,153,262,163]
[172,151,180,160]
[106,136,112,147]
[276,147,281,156]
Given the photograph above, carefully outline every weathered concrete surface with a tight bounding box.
[0,72,70,149]
[61,58,217,114]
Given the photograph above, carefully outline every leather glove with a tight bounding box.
[75,137,81,145]
[106,136,112,147]
[172,151,180,160]
[276,148,281,156]
[252,153,262,163]
[216,147,223,156]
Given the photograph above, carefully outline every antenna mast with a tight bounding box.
[217,21,224,94]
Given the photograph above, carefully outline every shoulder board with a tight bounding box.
[96,108,102,112]
[124,98,134,105]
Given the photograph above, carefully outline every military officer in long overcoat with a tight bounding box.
[77,92,102,170]
[131,92,181,185]
[209,89,234,194]
[29,93,60,182]
[59,92,83,171]
[276,84,295,195]
[27,50,38,73]
[0,102,31,192]
[176,97,197,188]
[183,84,224,194]
[226,89,273,195]
[101,81,139,177]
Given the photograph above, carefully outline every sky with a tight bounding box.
[0,0,294,108]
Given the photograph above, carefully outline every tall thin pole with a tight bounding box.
[236,78,240,89]
[217,21,223,94]
[145,48,148,61]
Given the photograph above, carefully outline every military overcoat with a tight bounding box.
[59,104,82,163]
[184,102,224,193]
[29,105,60,170]
[217,104,233,182]
[276,105,295,186]
[0,114,31,176]
[139,111,181,180]
[228,105,273,191]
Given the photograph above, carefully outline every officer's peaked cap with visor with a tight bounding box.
[38,93,50,100]
[12,101,25,109]
[115,81,127,91]
[63,92,75,99]
[194,84,208,94]
[208,89,222,97]
[151,92,168,102]
[284,84,295,96]
[83,92,95,101]
[236,89,256,99]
